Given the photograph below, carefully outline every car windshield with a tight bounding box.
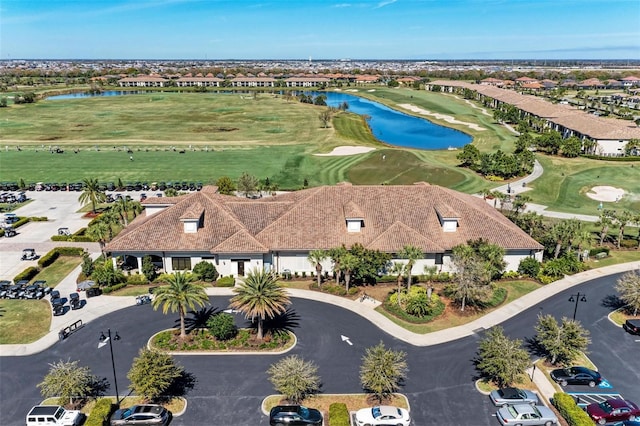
[372,407,381,418]
[298,406,310,418]
[507,406,519,417]
[121,408,133,418]
[598,402,613,413]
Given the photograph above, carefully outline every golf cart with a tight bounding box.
[3,225,16,237]
[70,292,82,310]
[57,227,71,236]
[21,248,38,261]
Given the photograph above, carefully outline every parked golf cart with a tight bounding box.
[70,292,82,310]
[21,248,39,261]
[57,227,71,236]
[3,225,16,238]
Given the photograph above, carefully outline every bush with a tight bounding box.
[480,286,507,308]
[620,239,638,249]
[328,403,350,426]
[215,276,235,287]
[537,274,557,285]
[192,261,219,281]
[384,291,445,323]
[14,266,40,282]
[552,392,594,426]
[141,256,157,282]
[51,235,71,241]
[207,312,238,340]
[589,247,610,256]
[54,247,85,256]
[38,250,60,268]
[322,284,347,296]
[518,257,541,278]
[85,398,114,426]
[71,235,94,242]
[102,283,127,293]
[13,217,30,228]
[127,273,148,285]
[501,271,520,279]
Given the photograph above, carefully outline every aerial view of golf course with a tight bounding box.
[0,85,638,218]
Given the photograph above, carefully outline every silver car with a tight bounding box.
[490,387,539,407]
[497,404,557,426]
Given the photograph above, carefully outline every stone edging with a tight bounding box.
[260,393,411,416]
[146,329,297,356]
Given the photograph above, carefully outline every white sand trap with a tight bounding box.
[315,146,376,156]
[586,186,625,202]
[398,103,485,131]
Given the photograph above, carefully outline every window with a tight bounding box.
[172,257,191,270]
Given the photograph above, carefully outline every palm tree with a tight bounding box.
[614,210,634,249]
[307,249,327,288]
[78,178,106,214]
[596,210,614,246]
[114,196,132,226]
[230,268,290,340]
[328,246,347,284]
[152,271,209,339]
[86,221,110,256]
[341,253,359,293]
[390,262,406,306]
[398,245,423,290]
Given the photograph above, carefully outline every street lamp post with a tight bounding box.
[99,329,121,405]
[568,292,587,320]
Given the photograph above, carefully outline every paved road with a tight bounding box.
[2,272,639,426]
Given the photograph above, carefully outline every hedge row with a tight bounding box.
[552,392,594,426]
[51,235,94,242]
[102,283,128,294]
[582,154,640,162]
[328,403,349,426]
[215,276,235,287]
[38,250,60,268]
[84,398,114,426]
[14,266,39,282]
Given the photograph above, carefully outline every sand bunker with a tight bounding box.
[398,103,485,131]
[586,186,625,202]
[315,146,376,156]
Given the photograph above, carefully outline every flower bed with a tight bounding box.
[151,328,294,352]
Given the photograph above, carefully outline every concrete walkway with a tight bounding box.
[2,261,638,357]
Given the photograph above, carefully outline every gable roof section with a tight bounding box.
[107,184,543,255]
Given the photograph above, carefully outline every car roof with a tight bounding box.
[374,406,401,417]
[132,405,165,414]
[511,404,537,414]
[627,319,640,326]
[499,387,520,398]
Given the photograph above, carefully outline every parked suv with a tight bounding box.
[26,405,83,426]
[623,319,640,335]
[269,405,323,426]
[110,404,171,426]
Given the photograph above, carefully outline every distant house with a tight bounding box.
[117,76,168,87]
[285,77,331,87]
[175,76,223,87]
[105,183,543,278]
[230,77,277,87]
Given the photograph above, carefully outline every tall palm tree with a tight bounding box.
[230,268,290,340]
[341,253,359,293]
[390,262,406,306]
[307,249,327,288]
[328,246,348,284]
[398,245,423,291]
[86,221,110,256]
[596,211,614,246]
[152,271,209,339]
[114,196,132,226]
[78,178,106,214]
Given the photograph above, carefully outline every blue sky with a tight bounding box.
[1,0,639,60]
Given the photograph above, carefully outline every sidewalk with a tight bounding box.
[2,261,638,357]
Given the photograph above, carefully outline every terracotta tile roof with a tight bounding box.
[107,184,543,255]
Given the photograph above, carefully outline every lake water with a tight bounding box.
[48,90,472,150]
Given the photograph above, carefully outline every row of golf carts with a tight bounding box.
[0,279,89,315]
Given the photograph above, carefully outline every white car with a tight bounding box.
[354,405,411,426]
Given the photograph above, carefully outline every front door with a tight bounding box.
[237,261,245,276]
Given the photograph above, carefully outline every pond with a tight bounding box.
[47,90,472,150]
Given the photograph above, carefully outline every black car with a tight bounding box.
[623,319,640,335]
[550,366,602,387]
[269,405,323,426]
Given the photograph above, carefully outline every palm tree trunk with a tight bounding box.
[316,265,322,287]
[461,296,466,312]
[179,310,186,339]
[345,272,351,293]
[554,241,562,259]
[257,318,264,340]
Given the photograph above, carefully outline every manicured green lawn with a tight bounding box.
[31,256,83,288]
[0,299,51,344]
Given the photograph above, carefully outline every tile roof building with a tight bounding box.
[106,183,543,278]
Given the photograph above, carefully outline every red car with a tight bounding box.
[586,398,640,425]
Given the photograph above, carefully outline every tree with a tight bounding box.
[91,259,125,287]
[114,196,133,226]
[390,262,406,305]
[341,252,359,293]
[267,355,321,404]
[616,270,640,316]
[448,253,491,311]
[141,255,157,282]
[613,210,634,249]
[561,136,583,158]
[476,327,531,388]
[78,177,106,214]
[38,360,100,405]
[456,144,480,168]
[328,246,348,284]
[307,249,327,288]
[237,172,259,197]
[207,312,237,340]
[127,348,183,402]
[360,341,408,403]
[534,314,590,365]
[192,260,219,282]
[596,211,615,246]
[86,221,110,256]
[319,109,333,128]
[152,271,209,339]
[398,245,423,290]
[215,176,236,195]
[229,268,290,340]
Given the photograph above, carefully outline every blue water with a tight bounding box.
[47,90,472,150]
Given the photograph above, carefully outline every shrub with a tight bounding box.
[589,247,610,256]
[322,284,347,296]
[71,235,94,242]
[552,392,594,426]
[141,256,158,282]
[502,271,520,279]
[518,257,541,278]
[14,266,40,283]
[480,286,507,308]
[102,283,127,293]
[127,273,148,285]
[328,403,350,426]
[85,398,114,426]
[384,291,445,323]
[13,217,30,228]
[348,286,360,295]
[620,239,638,249]
[30,216,48,222]
[51,235,71,241]
[54,247,85,256]
[192,260,219,282]
[38,250,60,268]
[537,274,557,285]
[215,276,235,287]
[207,312,238,340]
